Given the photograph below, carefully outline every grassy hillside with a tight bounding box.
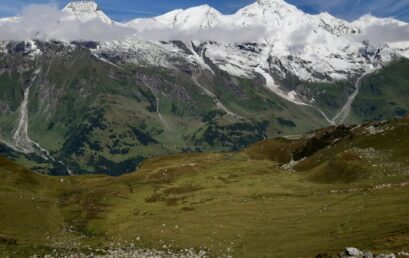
[349,58,409,123]
[0,42,328,175]
[1,42,409,176]
[1,116,409,257]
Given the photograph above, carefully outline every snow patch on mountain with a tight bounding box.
[97,40,185,68]
[312,12,358,36]
[0,17,20,24]
[0,40,42,57]
[185,41,214,74]
[0,41,7,54]
[26,40,42,57]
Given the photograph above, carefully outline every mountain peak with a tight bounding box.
[174,5,223,29]
[63,1,99,13]
[233,0,305,28]
[237,0,299,14]
[129,3,223,30]
[62,1,112,24]
[257,0,287,5]
[183,4,221,16]
[190,4,211,10]
[256,0,292,8]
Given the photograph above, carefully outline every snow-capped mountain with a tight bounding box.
[128,5,224,30]
[88,0,409,104]
[312,12,358,36]
[1,0,409,105]
[230,0,310,29]
[62,1,112,24]
[118,0,403,95]
[0,16,21,25]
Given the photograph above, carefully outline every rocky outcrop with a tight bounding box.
[336,247,409,258]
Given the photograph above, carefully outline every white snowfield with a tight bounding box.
[1,0,409,106]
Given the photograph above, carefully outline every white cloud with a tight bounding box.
[358,23,409,46]
[0,4,266,43]
[288,24,314,52]
[134,26,266,43]
[0,4,135,41]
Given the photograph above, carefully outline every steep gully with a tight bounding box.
[251,38,375,126]
[192,70,243,119]
[259,67,372,126]
[8,68,72,175]
[188,40,342,125]
[256,51,373,125]
[330,70,372,125]
[256,40,310,106]
[189,42,243,120]
[188,41,370,125]
[146,83,171,131]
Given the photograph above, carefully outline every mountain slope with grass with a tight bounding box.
[0,41,329,175]
[349,58,409,123]
[1,116,409,257]
[0,40,409,175]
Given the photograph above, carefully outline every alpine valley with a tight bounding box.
[0,0,409,175]
[2,1,409,257]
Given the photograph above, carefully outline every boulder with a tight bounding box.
[375,254,396,258]
[344,247,364,257]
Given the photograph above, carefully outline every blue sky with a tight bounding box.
[0,0,408,22]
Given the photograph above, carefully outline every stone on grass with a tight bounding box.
[345,247,364,257]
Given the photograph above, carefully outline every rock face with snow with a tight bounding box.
[128,5,224,30]
[122,0,407,89]
[62,1,112,24]
[97,0,408,114]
